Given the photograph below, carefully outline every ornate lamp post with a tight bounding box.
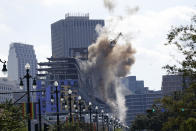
[88,102,92,131]
[111,115,115,131]
[0,59,7,74]
[19,63,36,131]
[95,106,99,131]
[78,96,82,121]
[54,81,60,131]
[101,109,105,131]
[113,117,116,131]
[68,89,72,122]
[106,113,109,131]
[73,99,78,121]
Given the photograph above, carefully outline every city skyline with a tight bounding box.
[0,0,195,90]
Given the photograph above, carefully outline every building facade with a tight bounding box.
[36,57,110,121]
[121,76,148,94]
[36,79,79,114]
[122,76,162,125]
[161,74,190,96]
[125,90,162,125]
[0,77,17,103]
[51,13,105,58]
[8,42,37,101]
[8,43,37,85]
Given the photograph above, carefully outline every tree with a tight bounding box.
[130,104,167,131]
[161,14,196,131]
[131,115,148,130]
[163,15,196,79]
[0,100,26,131]
[180,117,196,131]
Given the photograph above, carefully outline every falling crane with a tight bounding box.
[110,32,122,47]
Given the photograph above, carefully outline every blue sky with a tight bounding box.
[0,0,195,90]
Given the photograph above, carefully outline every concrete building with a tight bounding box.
[125,90,162,125]
[36,57,109,113]
[161,74,190,96]
[8,43,37,87]
[122,76,162,125]
[8,42,37,101]
[51,13,105,58]
[36,79,79,114]
[0,77,17,103]
[121,76,148,94]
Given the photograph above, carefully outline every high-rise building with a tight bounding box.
[122,76,162,125]
[51,13,105,58]
[0,77,17,103]
[161,74,190,96]
[8,43,37,98]
[36,57,110,116]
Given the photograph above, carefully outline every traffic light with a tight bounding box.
[146,109,155,113]
[181,108,185,112]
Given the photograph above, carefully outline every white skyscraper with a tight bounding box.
[8,43,37,93]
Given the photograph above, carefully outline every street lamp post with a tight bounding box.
[88,102,92,131]
[78,96,82,121]
[95,106,98,131]
[68,89,72,122]
[54,81,60,131]
[110,116,114,129]
[19,63,37,131]
[106,113,109,131]
[113,118,116,131]
[0,59,7,73]
[101,109,105,131]
[73,99,78,121]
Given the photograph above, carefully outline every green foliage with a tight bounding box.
[131,104,166,131]
[163,15,196,78]
[180,117,196,131]
[161,14,196,130]
[0,100,26,131]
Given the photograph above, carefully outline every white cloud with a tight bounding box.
[129,6,195,56]
[34,44,51,62]
[105,6,196,60]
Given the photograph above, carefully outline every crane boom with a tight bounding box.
[110,33,122,47]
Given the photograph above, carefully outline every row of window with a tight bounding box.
[0,86,12,91]
[64,21,104,27]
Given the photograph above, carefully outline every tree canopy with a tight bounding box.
[0,100,26,131]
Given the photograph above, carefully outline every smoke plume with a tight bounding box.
[81,26,136,121]
[125,6,139,15]
[79,1,139,122]
[103,0,115,12]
